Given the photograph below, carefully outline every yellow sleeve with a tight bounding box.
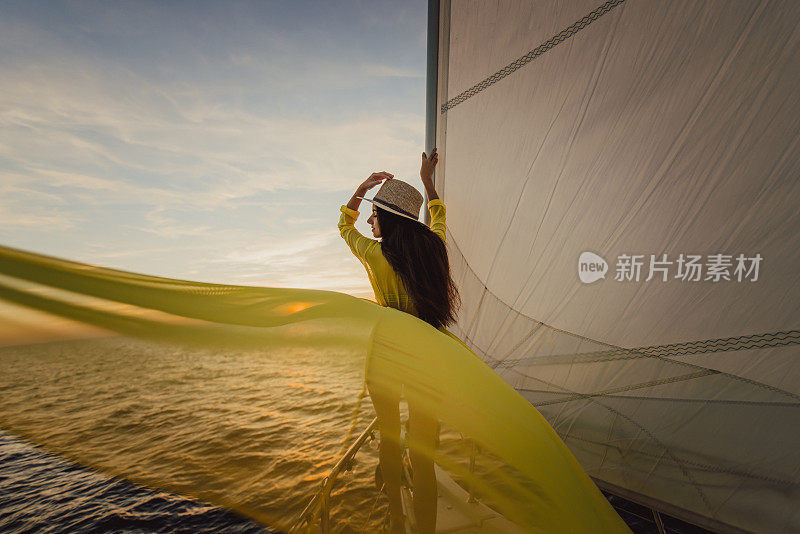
[338,205,378,260]
[428,199,446,244]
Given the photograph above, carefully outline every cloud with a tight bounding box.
[229,51,424,84]
[0,3,424,299]
[219,231,336,265]
[0,61,424,198]
[0,210,81,229]
[361,63,424,78]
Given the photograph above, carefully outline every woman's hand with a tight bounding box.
[420,148,438,183]
[348,172,393,211]
[359,171,393,193]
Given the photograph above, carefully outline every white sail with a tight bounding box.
[432,1,800,532]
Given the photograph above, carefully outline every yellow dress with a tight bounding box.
[337,198,447,318]
[337,198,472,363]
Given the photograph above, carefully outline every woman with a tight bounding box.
[338,147,460,534]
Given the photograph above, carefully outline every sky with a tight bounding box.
[0,0,429,301]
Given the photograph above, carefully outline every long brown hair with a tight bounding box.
[376,206,461,329]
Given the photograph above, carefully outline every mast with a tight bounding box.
[423,0,440,225]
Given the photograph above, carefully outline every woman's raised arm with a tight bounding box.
[420,148,439,201]
[347,172,394,211]
[339,172,394,260]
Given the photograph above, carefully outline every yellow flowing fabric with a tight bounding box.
[0,243,631,533]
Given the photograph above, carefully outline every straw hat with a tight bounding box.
[356,178,425,224]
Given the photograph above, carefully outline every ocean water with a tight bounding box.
[0,336,388,532]
[0,431,271,533]
[0,336,711,533]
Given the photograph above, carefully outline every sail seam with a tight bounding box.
[489,330,800,368]
[440,0,627,113]
[524,390,799,408]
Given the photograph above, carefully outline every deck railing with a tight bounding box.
[289,417,379,534]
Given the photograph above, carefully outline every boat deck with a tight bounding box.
[400,464,526,534]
